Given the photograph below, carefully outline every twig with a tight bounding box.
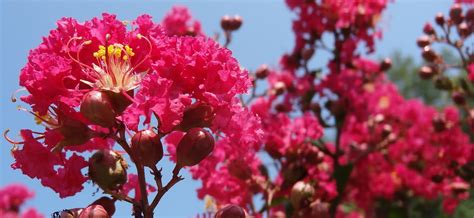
[148,165,184,213]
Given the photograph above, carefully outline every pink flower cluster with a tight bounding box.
[160,6,204,36]
[0,184,43,218]
[10,7,255,209]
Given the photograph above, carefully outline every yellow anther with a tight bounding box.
[99,45,106,50]
[114,48,122,58]
[107,45,115,56]
[83,40,92,45]
[137,34,143,39]
[125,45,135,57]
[123,55,129,61]
[93,52,100,58]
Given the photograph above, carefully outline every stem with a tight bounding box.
[136,164,150,217]
[329,111,346,218]
[113,125,150,218]
[148,165,184,213]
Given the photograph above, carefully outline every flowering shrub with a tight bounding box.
[0,184,43,218]
[3,2,474,218]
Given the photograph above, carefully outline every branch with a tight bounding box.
[148,165,184,213]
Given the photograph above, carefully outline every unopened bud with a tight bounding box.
[79,205,110,218]
[458,22,470,38]
[417,35,432,48]
[255,64,270,79]
[215,204,246,218]
[179,103,215,131]
[452,92,466,105]
[80,91,116,127]
[381,124,392,138]
[450,182,469,195]
[177,128,215,167]
[423,23,435,35]
[435,76,453,91]
[131,129,163,167]
[221,15,242,32]
[432,115,446,132]
[466,8,474,23]
[290,181,315,209]
[421,46,437,62]
[88,150,128,191]
[419,66,435,80]
[380,58,392,71]
[449,4,463,24]
[273,82,286,96]
[435,13,445,26]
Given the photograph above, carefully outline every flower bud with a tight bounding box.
[450,182,469,195]
[434,76,453,91]
[416,35,431,48]
[435,13,445,26]
[458,22,470,38]
[90,197,115,216]
[423,23,435,35]
[432,114,446,132]
[452,92,466,105]
[131,130,163,167]
[221,15,242,32]
[273,82,286,96]
[255,64,270,79]
[176,128,215,167]
[179,103,215,131]
[449,4,463,24]
[421,46,437,62]
[466,8,474,23]
[88,150,128,191]
[419,66,435,79]
[290,181,315,209]
[79,205,110,218]
[379,58,392,71]
[381,124,392,138]
[215,204,246,218]
[80,91,116,127]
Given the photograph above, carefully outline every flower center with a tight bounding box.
[86,43,140,92]
[67,34,152,93]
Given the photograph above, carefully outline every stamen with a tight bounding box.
[128,34,153,73]
[66,37,95,72]
[17,106,57,127]
[11,88,26,102]
[4,129,23,145]
[3,129,44,145]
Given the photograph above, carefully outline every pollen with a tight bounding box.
[94,44,135,61]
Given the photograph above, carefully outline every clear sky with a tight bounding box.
[0,0,453,217]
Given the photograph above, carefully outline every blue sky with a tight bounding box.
[0,0,452,217]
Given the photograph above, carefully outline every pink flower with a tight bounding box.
[468,64,474,81]
[161,6,204,36]
[0,184,43,218]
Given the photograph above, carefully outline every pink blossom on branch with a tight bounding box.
[0,184,43,218]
